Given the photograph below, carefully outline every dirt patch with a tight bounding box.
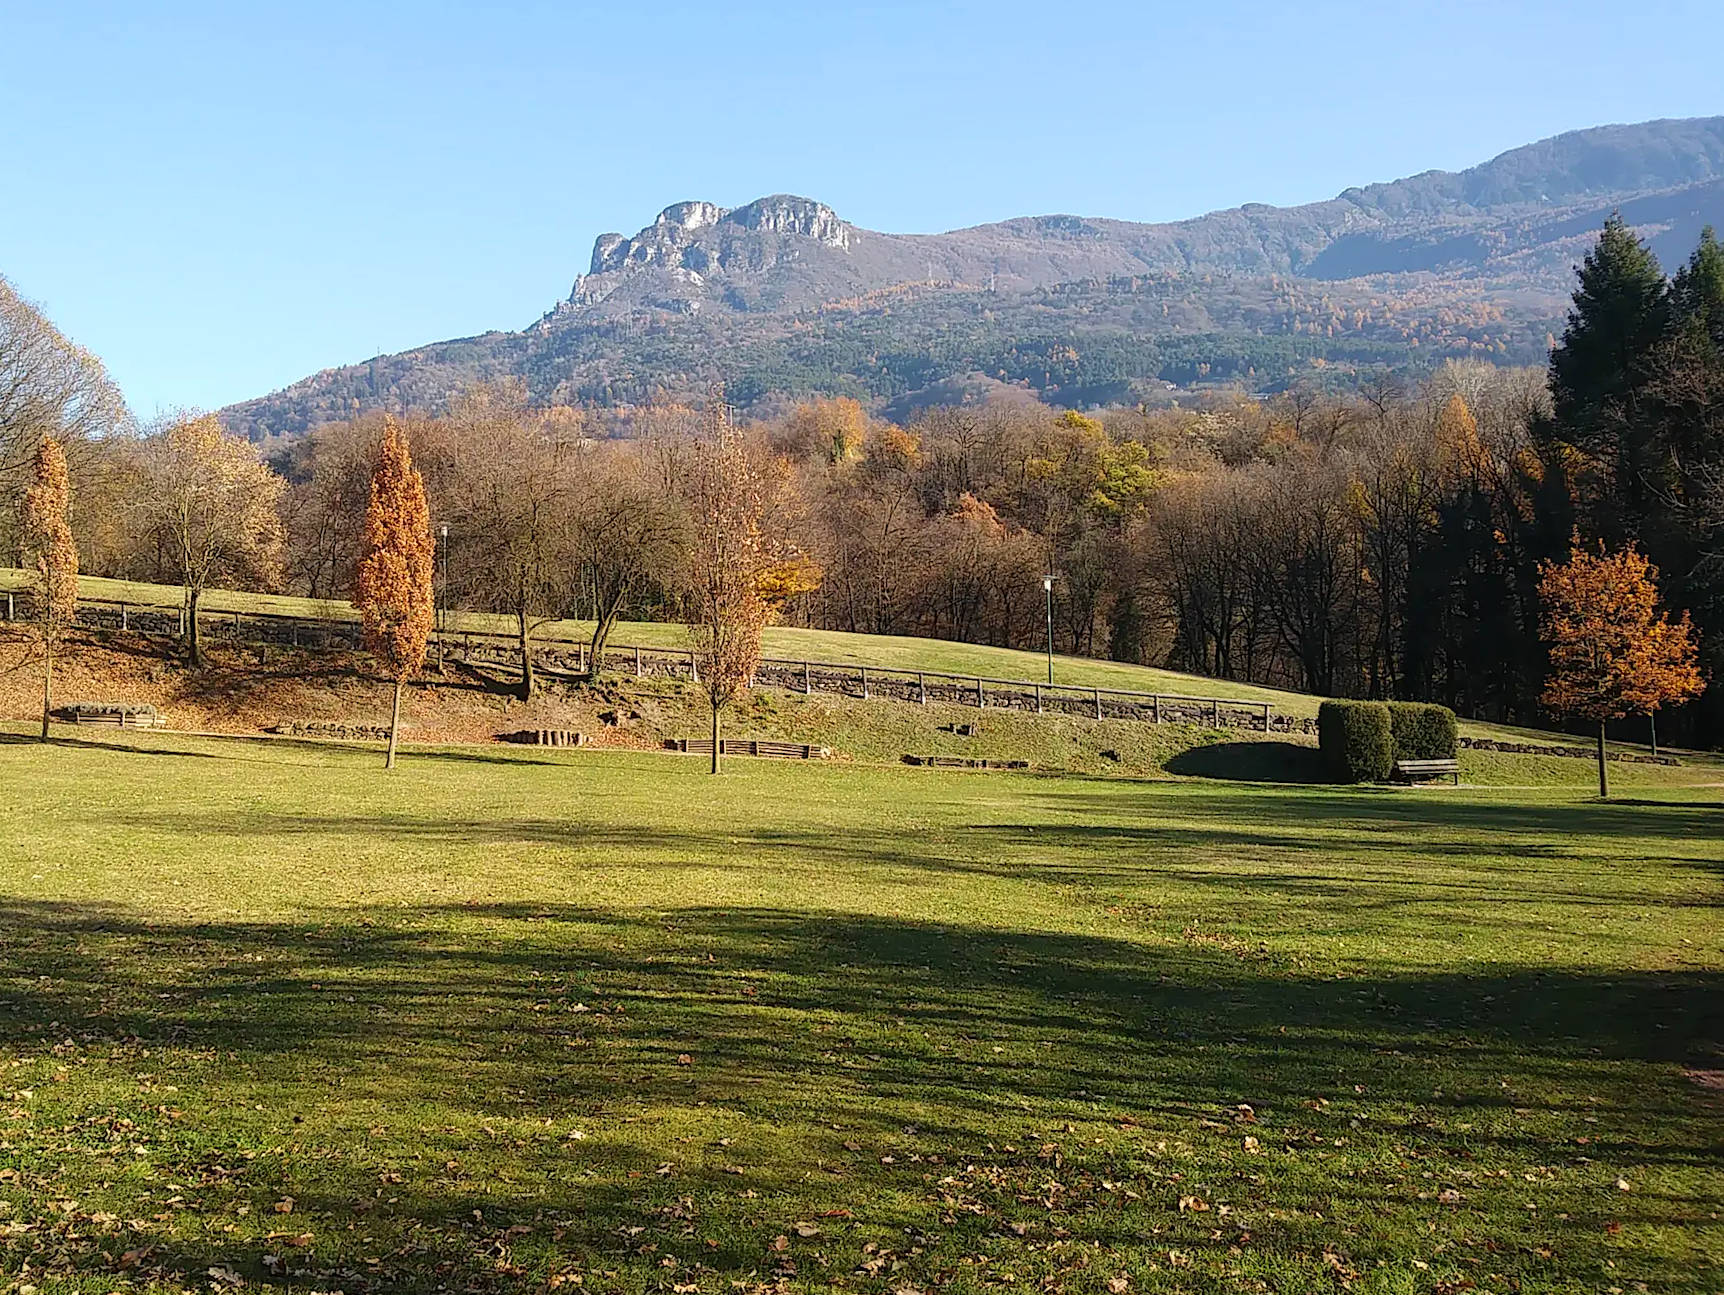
[0,628,699,749]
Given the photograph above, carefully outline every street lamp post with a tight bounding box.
[437,522,449,673]
[1041,574,1056,685]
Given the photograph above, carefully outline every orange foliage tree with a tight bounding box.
[19,435,78,740]
[684,398,817,773]
[1538,541,1704,797]
[353,419,435,769]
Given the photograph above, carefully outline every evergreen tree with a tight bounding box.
[1544,215,1671,543]
[1648,226,1724,745]
[1670,225,1724,345]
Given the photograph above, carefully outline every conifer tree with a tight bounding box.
[1545,216,1671,541]
[354,418,435,769]
[1670,226,1724,343]
[19,435,78,741]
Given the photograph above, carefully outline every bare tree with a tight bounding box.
[443,383,577,699]
[569,446,686,669]
[0,277,130,560]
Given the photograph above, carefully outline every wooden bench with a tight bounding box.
[667,739,831,760]
[63,706,164,729]
[1394,757,1459,785]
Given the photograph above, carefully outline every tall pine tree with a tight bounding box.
[1545,215,1671,544]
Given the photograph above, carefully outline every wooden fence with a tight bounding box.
[6,590,1279,733]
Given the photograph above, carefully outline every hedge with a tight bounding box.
[1387,701,1459,761]
[1318,700,1393,783]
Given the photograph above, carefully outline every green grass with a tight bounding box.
[0,728,1719,1294]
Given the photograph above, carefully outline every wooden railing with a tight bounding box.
[6,590,1278,732]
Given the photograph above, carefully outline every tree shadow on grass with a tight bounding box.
[1162,739,1328,784]
[2,896,1720,1292]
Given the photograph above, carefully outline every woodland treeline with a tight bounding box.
[4,219,1721,745]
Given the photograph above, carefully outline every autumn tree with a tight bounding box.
[138,413,285,665]
[354,419,435,770]
[684,400,798,773]
[1538,542,1703,797]
[18,436,78,740]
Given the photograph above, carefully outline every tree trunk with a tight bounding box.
[590,609,619,678]
[386,677,403,770]
[39,637,52,741]
[517,608,535,700]
[1596,720,1609,800]
[710,699,720,775]
[187,587,203,666]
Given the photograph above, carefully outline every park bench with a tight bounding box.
[504,729,588,747]
[666,739,831,760]
[902,755,1031,770]
[59,703,165,730]
[1393,757,1459,785]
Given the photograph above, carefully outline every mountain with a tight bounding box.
[223,116,1724,437]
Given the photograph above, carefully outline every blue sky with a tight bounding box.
[4,0,1721,418]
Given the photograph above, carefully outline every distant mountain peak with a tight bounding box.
[574,194,854,311]
[222,116,1724,439]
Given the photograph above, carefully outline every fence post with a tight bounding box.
[804,661,812,695]
[976,678,984,708]
[1211,698,1220,727]
[1094,687,1102,721]
[1035,683,1042,714]
[3,592,11,620]
[635,645,643,678]
[235,610,242,635]
[463,632,471,662]
[291,621,299,648]
[689,649,699,683]
[861,667,869,700]
[1262,703,1271,733]
[1152,695,1161,724]
[578,642,587,674]
[918,673,927,705]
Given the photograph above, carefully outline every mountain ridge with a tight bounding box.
[222,115,1724,438]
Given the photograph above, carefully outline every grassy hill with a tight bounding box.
[0,569,1320,713]
[6,570,1708,786]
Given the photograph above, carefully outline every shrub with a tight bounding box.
[1319,700,1393,782]
[1387,701,1459,761]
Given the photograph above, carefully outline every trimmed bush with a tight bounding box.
[1319,700,1393,783]
[1387,701,1458,761]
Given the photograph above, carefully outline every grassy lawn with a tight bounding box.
[1,729,1719,1294]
